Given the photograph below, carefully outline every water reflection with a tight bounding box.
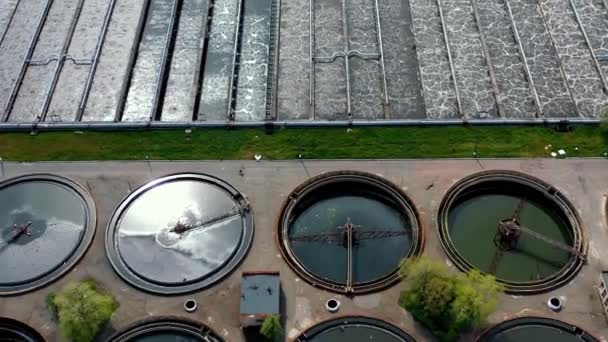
[0,182,86,285]
[116,180,244,284]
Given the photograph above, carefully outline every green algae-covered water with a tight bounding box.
[447,186,573,283]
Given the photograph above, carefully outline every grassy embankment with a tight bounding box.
[0,125,605,161]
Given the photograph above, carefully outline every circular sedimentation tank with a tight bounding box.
[0,174,96,295]
[0,318,44,342]
[109,318,223,341]
[296,316,416,341]
[106,173,253,294]
[438,170,585,293]
[477,317,598,341]
[278,171,422,294]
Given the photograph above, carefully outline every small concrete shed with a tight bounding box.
[240,271,280,328]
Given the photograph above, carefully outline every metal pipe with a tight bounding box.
[309,0,315,119]
[470,0,503,118]
[2,0,54,122]
[114,0,153,122]
[76,0,118,121]
[504,0,543,117]
[227,0,245,120]
[40,0,86,122]
[340,0,352,117]
[372,0,389,108]
[436,0,464,118]
[0,0,20,49]
[568,0,608,95]
[315,50,378,63]
[151,0,183,121]
[0,118,599,132]
[535,0,580,118]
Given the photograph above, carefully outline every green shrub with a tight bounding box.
[260,314,282,341]
[398,258,503,342]
[49,278,118,342]
[46,293,57,313]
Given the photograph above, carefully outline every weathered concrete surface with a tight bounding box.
[507,0,578,118]
[235,0,272,121]
[47,0,109,122]
[442,0,497,118]
[0,0,46,119]
[539,0,608,118]
[409,0,459,119]
[122,0,175,121]
[476,0,537,118]
[82,0,148,121]
[0,159,607,341]
[161,0,208,122]
[1,0,608,122]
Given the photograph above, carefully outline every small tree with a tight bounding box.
[398,257,503,342]
[260,314,282,341]
[49,278,118,342]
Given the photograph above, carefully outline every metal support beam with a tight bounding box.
[266,0,281,120]
[192,0,214,121]
[346,220,353,293]
[0,0,20,49]
[436,0,464,118]
[568,0,608,95]
[77,0,118,121]
[309,0,315,119]
[114,0,153,122]
[372,0,390,118]
[2,0,54,122]
[40,0,86,122]
[0,117,601,132]
[340,0,352,117]
[151,0,183,121]
[535,0,581,117]
[471,0,504,118]
[227,0,245,121]
[504,0,543,117]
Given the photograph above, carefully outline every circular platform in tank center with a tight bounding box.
[109,318,222,341]
[477,317,598,342]
[106,173,253,294]
[278,171,422,294]
[438,171,585,293]
[297,316,416,342]
[0,175,95,295]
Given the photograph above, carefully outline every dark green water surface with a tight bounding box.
[127,332,201,342]
[482,324,590,341]
[307,323,410,342]
[448,188,573,283]
[288,195,412,285]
